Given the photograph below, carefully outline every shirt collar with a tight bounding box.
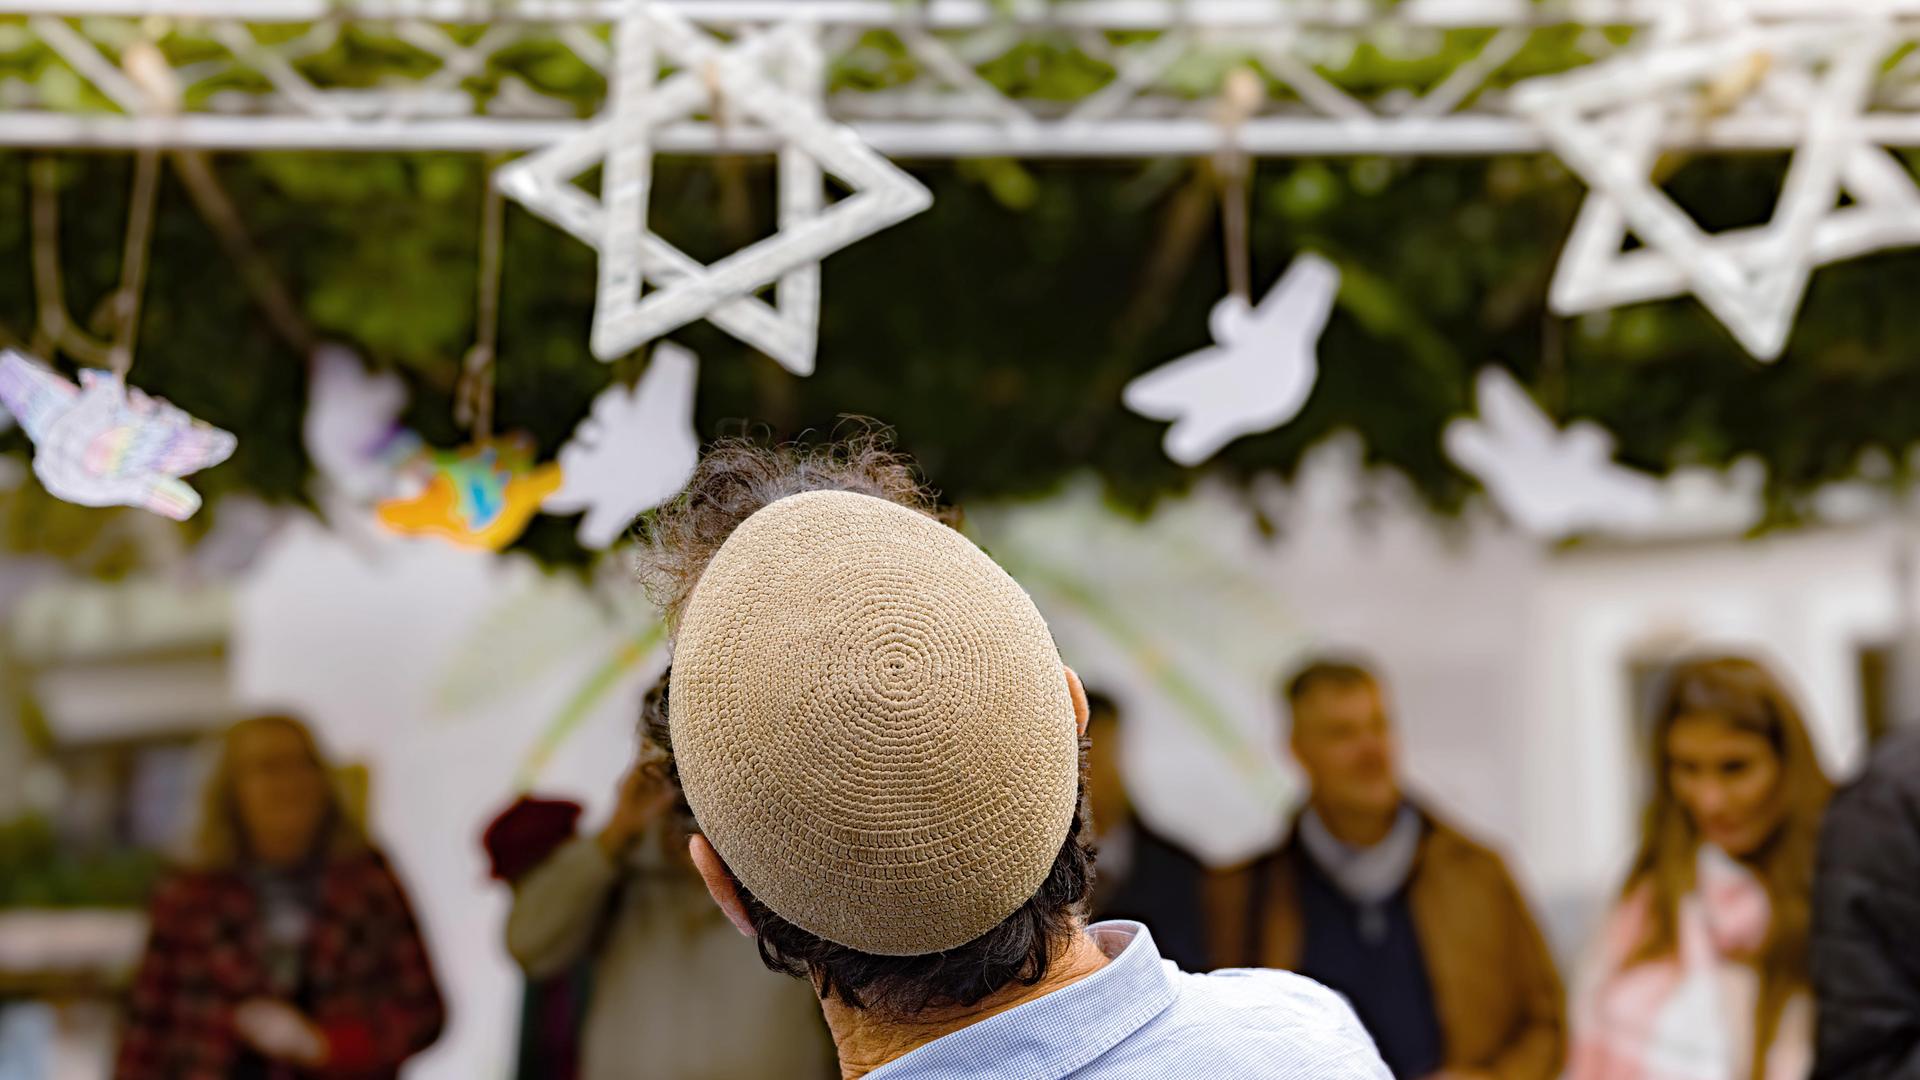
[867,921,1178,1080]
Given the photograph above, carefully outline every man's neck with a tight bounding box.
[821,927,1113,1079]
[1310,800,1400,849]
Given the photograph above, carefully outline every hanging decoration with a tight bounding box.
[375,435,562,551]
[1124,71,1343,468]
[1512,0,1912,361]
[543,341,700,551]
[362,161,568,554]
[495,2,931,373]
[305,347,565,553]
[303,344,421,504]
[5,94,214,520]
[1445,366,1663,540]
[455,160,507,439]
[0,350,236,520]
[1124,252,1341,467]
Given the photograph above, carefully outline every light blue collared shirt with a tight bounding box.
[867,921,1391,1080]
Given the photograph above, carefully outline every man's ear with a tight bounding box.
[689,834,754,937]
[1065,666,1090,737]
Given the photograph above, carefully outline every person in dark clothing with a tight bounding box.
[1292,828,1446,1078]
[1206,656,1565,1080]
[1813,729,1920,1079]
[116,715,444,1080]
[483,795,589,1080]
[1083,691,1210,972]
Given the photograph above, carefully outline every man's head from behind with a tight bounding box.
[636,434,1094,1017]
[1285,657,1401,821]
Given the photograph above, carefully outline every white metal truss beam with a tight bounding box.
[11,1,1920,27]
[3,0,1920,156]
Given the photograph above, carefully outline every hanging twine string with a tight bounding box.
[29,154,113,369]
[705,57,730,132]
[106,147,162,379]
[20,41,165,382]
[127,33,316,356]
[28,146,159,380]
[24,36,310,380]
[457,159,506,440]
[102,39,176,381]
[1213,66,1263,303]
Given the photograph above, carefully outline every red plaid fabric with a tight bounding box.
[114,850,446,1080]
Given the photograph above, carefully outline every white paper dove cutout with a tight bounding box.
[1124,253,1340,466]
[1445,366,1663,540]
[0,350,236,520]
[303,344,421,503]
[543,342,700,550]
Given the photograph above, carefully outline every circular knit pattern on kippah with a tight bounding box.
[668,489,1079,956]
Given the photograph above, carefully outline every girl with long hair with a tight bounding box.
[115,715,445,1079]
[1570,656,1833,1080]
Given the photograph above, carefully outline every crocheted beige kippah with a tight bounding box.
[668,489,1079,956]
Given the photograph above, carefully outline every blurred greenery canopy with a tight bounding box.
[3,19,1919,568]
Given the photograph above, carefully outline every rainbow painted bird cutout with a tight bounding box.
[0,349,236,520]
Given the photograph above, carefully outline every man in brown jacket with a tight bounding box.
[1208,657,1565,1080]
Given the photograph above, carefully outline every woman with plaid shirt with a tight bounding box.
[115,715,446,1080]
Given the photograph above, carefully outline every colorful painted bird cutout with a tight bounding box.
[376,434,563,551]
[0,350,236,520]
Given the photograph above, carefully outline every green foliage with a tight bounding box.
[3,21,1920,567]
[0,816,163,908]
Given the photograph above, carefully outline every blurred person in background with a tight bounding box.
[1811,728,1920,1078]
[115,714,445,1079]
[1083,689,1210,972]
[1208,657,1565,1080]
[482,794,590,1080]
[504,675,835,1080]
[1570,656,1831,1080]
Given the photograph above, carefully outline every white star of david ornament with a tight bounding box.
[1512,1,1911,361]
[496,4,931,374]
